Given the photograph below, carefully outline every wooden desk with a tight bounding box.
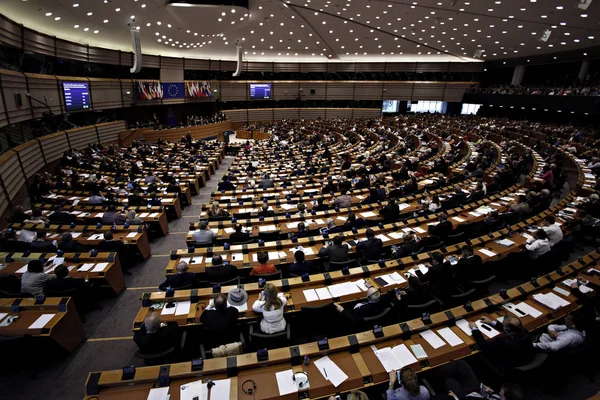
[0,297,83,353]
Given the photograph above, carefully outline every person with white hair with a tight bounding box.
[333,285,387,323]
[325,217,344,234]
[133,312,179,354]
[158,261,197,290]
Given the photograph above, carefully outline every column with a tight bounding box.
[511,65,526,86]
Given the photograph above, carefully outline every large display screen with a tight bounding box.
[382,100,399,113]
[62,82,90,111]
[249,83,271,99]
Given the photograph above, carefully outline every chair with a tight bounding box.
[207,276,240,287]
[230,239,255,245]
[248,322,291,351]
[251,271,282,282]
[258,231,281,242]
[327,259,359,272]
[470,275,496,296]
[506,353,548,382]
[448,288,477,306]
[417,240,445,254]
[208,215,231,221]
[405,299,441,319]
[193,241,215,248]
[294,302,338,341]
[233,212,251,219]
[444,232,466,246]
[361,307,392,330]
[134,331,187,366]
[200,331,246,359]
[362,258,391,266]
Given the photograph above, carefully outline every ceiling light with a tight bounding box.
[87,12,93,16]
[94,30,99,34]
[115,8,120,12]
[54,16,61,20]
[45,12,52,16]
[104,19,109,23]
[74,24,79,28]
[83,27,89,31]
[72,3,79,7]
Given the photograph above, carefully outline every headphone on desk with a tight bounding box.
[242,379,257,395]
[292,371,309,388]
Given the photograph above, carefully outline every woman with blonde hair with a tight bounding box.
[252,283,287,334]
[207,201,228,218]
[125,210,144,225]
[386,367,430,400]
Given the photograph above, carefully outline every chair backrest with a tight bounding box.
[362,307,392,323]
[208,276,240,286]
[451,288,477,301]
[171,283,193,290]
[406,299,439,311]
[251,271,282,282]
[231,239,255,245]
[471,275,497,286]
[233,212,251,219]
[208,215,230,221]
[445,232,465,245]
[193,241,214,248]
[45,287,77,297]
[328,259,358,271]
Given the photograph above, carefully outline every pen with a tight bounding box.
[324,368,328,378]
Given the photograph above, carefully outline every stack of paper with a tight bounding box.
[315,287,332,300]
[374,344,418,372]
[478,248,497,257]
[532,293,570,311]
[360,211,377,218]
[328,282,362,297]
[303,289,319,302]
[91,262,109,272]
[314,356,349,387]
[437,327,464,347]
[275,369,299,395]
[453,217,466,223]
[28,314,56,329]
[496,239,515,247]
[456,319,473,337]
[162,301,192,316]
[259,225,277,232]
[420,330,446,349]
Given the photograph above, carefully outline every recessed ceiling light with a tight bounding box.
[54,16,61,20]
[72,3,79,7]
[115,8,120,12]
[74,24,79,28]
[94,30,99,34]
[83,27,89,31]
[45,12,52,16]
[87,12,93,16]
[104,19,109,23]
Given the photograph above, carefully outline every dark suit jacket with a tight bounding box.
[431,220,453,238]
[45,276,89,297]
[0,239,29,252]
[229,231,251,244]
[128,194,144,206]
[258,210,275,217]
[455,255,485,286]
[48,212,74,224]
[158,272,197,290]
[133,324,180,354]
[289,261,313,276]
[29,241,57,253]
[318,244,349,263]
[58,241,89,253]
[419,262,454,299]
[341,301,387,324]
[392,241,420,259]
[205,264,238,284]
[200,307,239,346]
[472,323,533,374]
[356,237,383,261]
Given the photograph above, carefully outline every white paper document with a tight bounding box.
[437,327,463,347]
[314,356,349,387]
[146,387,169,400]
[410,344,428,359]
[179,379,206,400]
[496,239,515,247]
[360,212,377,218]
[475,320,500,338]
[453,217,465,223]
[553,286,571,297]
[275,369,299,395]
[413,227,426,234]
[91,262,109,272]
[478,248,497,257]
[259,225,277,232]
[420,329,446,349]
[533,292,570,311]
[315,287,333,300]
[515,302,543,318]
[175,300,192,316]
[16,265,29,274]
[303,289,319,302]
[79,263,95,272]
[374,344,418,372]
[456,319,473,336]
[29,313,56,329]
[126,232,138,238]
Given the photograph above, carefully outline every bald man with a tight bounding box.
[468,316,533,375]
[133,313,180,354]
[158,261,197,290]
[334,285,388,324]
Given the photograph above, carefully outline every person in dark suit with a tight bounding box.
[102,204,126,225]
[334,286,387,324]
[356,229,383,262]
[200,293,240,347]
[468,316,534,376]
[257,204,275,217]
[29,231,58,253]
[259,174,275,189]
[454,245,485,287]
[133,313,180,354]
[391,233,420,259]
[379,198,400,222]
[48,206,74,224]
[344,212,366,230]
[228,224,251,244]
[318,235,349,263]
[0,230,29,252]
[418,251,455,302]
[289,250,313,276]
[429,213,453,239]
[294,222,310,238]
[450,185,468,207]
[158,261,197,290]
[217,176,235,191]
[45,264,96,315]
[325,218,344,234]
[96,231,132,275]
[388,181,403,199]
[58,232,88,253]
[205,255,238,284]
[128,189,144,206]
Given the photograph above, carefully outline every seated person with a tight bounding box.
[207,202,229,218]
[250,252,279,277]
[251,283,287,334]
[228,223,251,244]
[334,286,388,324]
[45,264,95,313]
[318,235,349,263]
[125,210,145,225]
[89,190,106,205]
[133,313,180,354]
[432,360,505,400]
[205,255,238,283]
[58,232,88,253]
[533,313,586,352]
[23,207,48,224]
[48,206,74,224]
[102,204,126,225]
[467,316,533,376]
[294,222,309,238]
[386,367,430,400]
[0,229,29,252]
[356,228,383,261]
[200,292,240,346]
[344,212,366,230]
[96,231,132,274]
[289,250,313,276]
[217,176,235,191]
[127,189,144,206]
[29,231,57,253]
[258,204,275,217]
[333,189,352,208]
[391,275,431,311]
[510,195,530,215]
[158,261,197,290]
[192,222,216,245]
[542,215,563,247]
[325,218,344,234]
[20,259,56,295]
[418,252,454,301]
[379,198,400,222]
[429,213,453,239]
[391,233,420,259]
[312,197,329,212]
[523,229,551,259]
[259,174,275,189]
[454,245,485,286]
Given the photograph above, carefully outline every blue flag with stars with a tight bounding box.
[163,82,185,99]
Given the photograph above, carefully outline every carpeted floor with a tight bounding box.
[0,156,235,400]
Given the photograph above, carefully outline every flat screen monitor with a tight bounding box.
[249,83,271,99]
[62,82,90,112]
[382,100,399,113]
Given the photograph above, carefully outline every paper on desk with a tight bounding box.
[355,280,369,291]
[0,313,8,324]
[286,222,300,229]
[502,302,528,318]
[124,232,138,239]
[29,313,56,329]
[515,302,543,318]
[456,319,473,337]
[496,239,515,247]
[276,369,299,395]
[79,263,95,272]
[180,257,191,264]
[303,289,319,302]
[268,251,281,260]
[139,213,150,218]
[388,232,403,240]
[180,379,206,400]
[376,234,390,242]
[314,219,325,225]
[413,227,426,234]
[95,213,104,218]
[175,301,192,316]
[146,387,169,400]
[314,356,349,387]
[453,217,465,223]
[328,282,361,297]
[521,233,535,242]
[209,378,231,399]
[281,204,294,210]
[478,248,497,257]
[553,286,571,297]
[91,262,109,273]
[315,287,332,300]
[71,232,82,238]
[420,329,446,349]
[230,253,243,262]
[360,211,377,218]
[259,225,277,232]
[475,320,500,338]
[437,327,463,347]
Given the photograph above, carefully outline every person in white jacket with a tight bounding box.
[252,283,287,334]
[533,313,585,352]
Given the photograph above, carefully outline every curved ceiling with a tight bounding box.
[1,0,598,63]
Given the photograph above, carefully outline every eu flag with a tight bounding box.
[163,82,185,99]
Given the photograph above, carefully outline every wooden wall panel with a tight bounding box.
[184,59,211,70]
[274,63,300,73]
[326,82,354,100]
[38,132,69,164]
[142,55,161,69]
[415,63,450,73]
[411,82,446,101]
[88,47,121,66]
[244,62,273,72]
[56,39,88,62]
[385,63,417,72]
[443,82,472,102]
[352,108,381,119]
[1,71,31,125]
[23,29,55,57]
[383,82,413,100]
[24,74,63,118]
[15,140,45,179]
[248,108,275,122]
[67,126,99,150]
[97,121,126,144]
[274,83,300,100]
[0,150,25,202]
[354,82,383,100]
[161,57,184,70]
[298,83,326,100]
[220,82,247,101]
[0,83,6,127]
[223,109,248,123]
[299,108,325,120]
[355,63,386,72]
[89,79,123,110]
[0,15,22,48]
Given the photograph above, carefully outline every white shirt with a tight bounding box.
[533,324,584,352]
[525,238,551,259]
[543,223,563,246]
[252,294,287,334]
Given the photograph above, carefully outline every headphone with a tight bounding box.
[242,379,257,395]
[292,372,309,388]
